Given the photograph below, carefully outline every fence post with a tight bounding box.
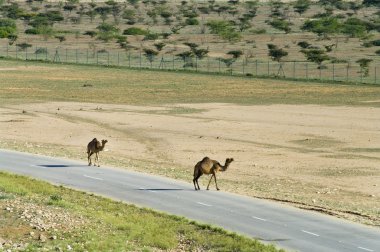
[375,67,377,85]
[65,49,68,62]
[129,52,131,67]
[25,47,28,60]
[346,64,349,83]
[293,61,295,79]
[76,49,78,64]
[117,52,120,66]
[35,46,37,60]
[207,57,209,72]
[242,59,245,75]
[172,54,174,70]
[139,50,142,68]
[107,52,110,65]
[96,51,98,65]
[16,45,18,59]
[45,47,48,61]
[332,63,335,82]
[6,44,8,57]
[306,63,308,80]
[267,61,270,76]
[218,58,221,73]
[255,60,258,76]
[195,56,198,72]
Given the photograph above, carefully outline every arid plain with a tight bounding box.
[0,61,380,227]
[1,100,380,226]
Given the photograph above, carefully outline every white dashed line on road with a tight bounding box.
[197,202,212,207]
[301,230,320,237]
[358,246,374,252]
[252,216,267,222]
[83,174,104,181]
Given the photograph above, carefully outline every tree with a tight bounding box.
[95,6,111,22]
[143,48,158,67]
[0,18,17,39]
[356,58,372,77]
[96,23,119,42]
[341,18,369,38]
[267,44,288,62]
[268,18,292,33]
[293,0,311,15]
[227,50,243,59]
[301,48,330,68]
[267,44,288,76]
[154,42,166,51]
[206,20,241,42]
[177,51,194,68]
[362,0,380,6]
[302,17,342,39]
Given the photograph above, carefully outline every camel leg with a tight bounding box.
[207,174,215,190]
[94,152,98,166]
[214,174,219,191]
[88,152,94,166]
[193,174,202,190]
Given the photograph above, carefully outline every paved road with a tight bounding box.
[1,149,379,252]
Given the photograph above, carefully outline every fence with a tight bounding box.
[0,45,378,85]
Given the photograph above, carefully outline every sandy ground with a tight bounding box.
[1,102,379,225]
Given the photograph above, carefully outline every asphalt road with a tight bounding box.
[1,149,379,252]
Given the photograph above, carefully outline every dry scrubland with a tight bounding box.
[0,0,379,66]
[0,60,380,229]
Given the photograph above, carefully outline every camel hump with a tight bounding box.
[201,156,210,162]
[92,138,98,143]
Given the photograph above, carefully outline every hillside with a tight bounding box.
[0,0,379,82]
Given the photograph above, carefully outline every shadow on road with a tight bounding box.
[36,164,88,168]
[137,188,185,191]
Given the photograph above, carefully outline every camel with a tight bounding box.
[193,157,234,191]
[87,138,108,167]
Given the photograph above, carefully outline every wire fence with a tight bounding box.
[1,45,379,85]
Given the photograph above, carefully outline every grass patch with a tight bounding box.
[1,60,380,107]
[0,171,284,251]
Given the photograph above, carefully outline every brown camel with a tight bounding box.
[193,157,234,191]
[87,138,108,167]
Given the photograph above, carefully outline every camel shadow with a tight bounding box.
[36,164,88,168]
[137,188,185,192]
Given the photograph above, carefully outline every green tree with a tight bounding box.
[356,58,372,77]
[302,17,342,39]
[301,48,330,68]
[293,0,311,15]
[96,23,120,42]
[143,48,158,67]
[342,18,369,38]
[0,18,17,39]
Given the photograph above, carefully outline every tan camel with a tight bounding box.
[193,157,234,191]
[87,138,108,167]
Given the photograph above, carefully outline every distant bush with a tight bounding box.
[186,17,199,25]
[372,39,380,46]
[123,27,148,35]
[297,41,311,49]
[251,28,266,34]
[375,49,380,55]
[143,33,159,40]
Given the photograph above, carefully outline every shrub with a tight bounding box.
[143,33,159,40]
[185,17,199,25]
[375,49,380,55]
[297,41,311,49]
[123,27,148,35]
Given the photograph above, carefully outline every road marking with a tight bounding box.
[83,174,104,181]
[252,216,267,222]
[358,247,374,252]
[301,230,320,237]
[197,202,212,207]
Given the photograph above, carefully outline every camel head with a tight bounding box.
[222,158,234,171]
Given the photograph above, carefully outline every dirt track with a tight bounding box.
[1,102,379,225]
